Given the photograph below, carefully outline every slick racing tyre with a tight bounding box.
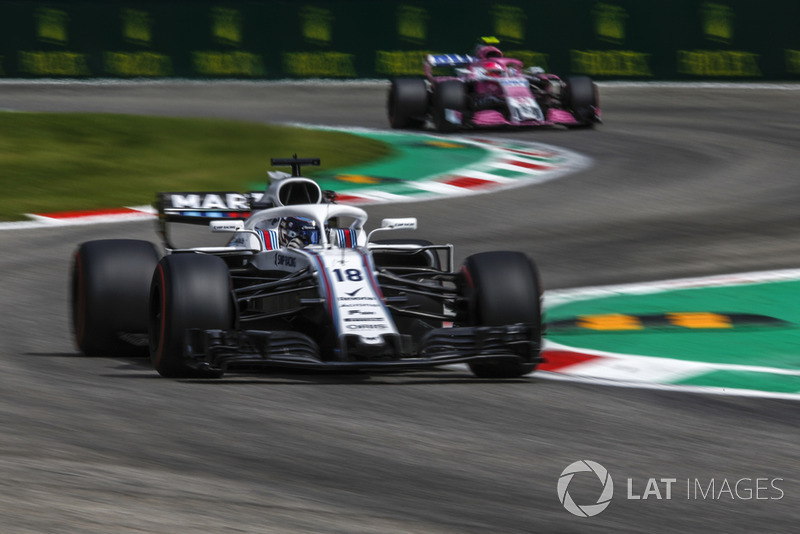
[461,251,542,378]
[149,253,233,378]
[432,80,466,133]
[565,75,598,127]
[71,239,160,357]
[387,78,428,129]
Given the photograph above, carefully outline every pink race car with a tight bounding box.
[388,38,601,132]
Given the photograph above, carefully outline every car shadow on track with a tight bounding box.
[172,365,538,385]
[28,352,537,385]
[177,374,536,386]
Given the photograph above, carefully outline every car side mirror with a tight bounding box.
[381,218,417,230]
[367,218,418,242]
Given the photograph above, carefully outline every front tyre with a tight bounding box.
[387,78,428,129]
[71,239,160,356]
[149,254,233,378]
[565,75,599,127]
[461,251,542,378]
[432,80,466,132]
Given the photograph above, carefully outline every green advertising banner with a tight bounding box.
[0,1,798,81]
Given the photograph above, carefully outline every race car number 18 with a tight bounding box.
[333,268,363,282]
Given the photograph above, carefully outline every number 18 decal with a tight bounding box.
[333,268,363,282]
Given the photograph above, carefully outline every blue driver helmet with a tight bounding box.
[279,216,320,246]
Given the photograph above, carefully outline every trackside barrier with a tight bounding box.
[1,0,798,81]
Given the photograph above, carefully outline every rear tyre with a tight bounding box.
[432,80,466,132]
[461,251,542,378]
[566,75,598,127]
[387,78,428,129]
[71,239,160,357]
[149,254,233,378]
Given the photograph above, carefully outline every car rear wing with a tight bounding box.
[426,54,476,81]
[155,191,264,248]
[155,191,265,224]
[426,54,476,67]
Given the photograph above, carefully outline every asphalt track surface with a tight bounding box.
[2,82,800,533]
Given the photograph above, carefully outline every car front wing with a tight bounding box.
[183,323,541,373]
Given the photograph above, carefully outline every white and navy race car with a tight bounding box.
[70,156,543,379]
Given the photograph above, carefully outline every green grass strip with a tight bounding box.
[0,112,392,221]
[674,370,800,394]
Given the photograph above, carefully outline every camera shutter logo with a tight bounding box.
[557,460,614,517]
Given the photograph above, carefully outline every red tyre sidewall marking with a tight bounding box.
[460,265,473,289]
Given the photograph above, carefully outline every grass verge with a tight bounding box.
[0,112,391,221]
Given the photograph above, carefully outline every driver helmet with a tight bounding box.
[279,216,320,247]
[484,61,506,78]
